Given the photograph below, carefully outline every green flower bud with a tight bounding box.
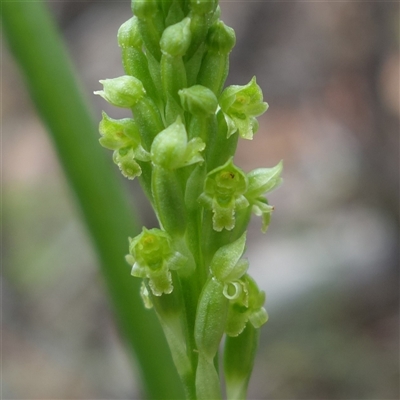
[151,117,205,170]
[132,0,164,61]
[197,21,236,95]
[179,85,218,117]
[210,232,248,283]
[94,76,145,108]
[160,17,192,57]
[128,228,187,296]
[206,20,235,54]
[225,274,268,337]
[219,77,268,140]
[118,16,143,49]
[199,158,249,231]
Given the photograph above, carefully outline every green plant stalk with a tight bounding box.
[1,2,184,399]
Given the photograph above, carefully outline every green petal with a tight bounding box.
[248,307,268,329]
[148,269,174,296]
[212,200,235,231]
[131,262,147,278]
[140,281,153,309]
[113,149,142,179]
[225,304,249,337]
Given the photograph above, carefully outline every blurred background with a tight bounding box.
[2,1,399,399]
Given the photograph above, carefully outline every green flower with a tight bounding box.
[219,77,268,140]
[127,228,187,296]
[99,112,150,179]
[199,158,249,231]
[245,160,283,232]
[225,274,268,337]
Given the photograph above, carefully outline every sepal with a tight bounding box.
[151,117,205,169]
[251,198,274,233]
[246,160,283,198]
[198,158,249,231]
[128,228,187,296]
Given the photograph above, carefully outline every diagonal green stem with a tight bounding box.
[1,1,183,399]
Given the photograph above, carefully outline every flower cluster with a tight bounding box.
[95,1,282,399]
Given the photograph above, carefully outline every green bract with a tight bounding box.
[127,228,187,296]
[220,77,268,139]
[95,1,282,398]
[210,232,248,283]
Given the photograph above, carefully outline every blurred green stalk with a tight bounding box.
[1,1,183,398]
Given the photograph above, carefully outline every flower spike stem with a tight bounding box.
[96,0,283,398]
